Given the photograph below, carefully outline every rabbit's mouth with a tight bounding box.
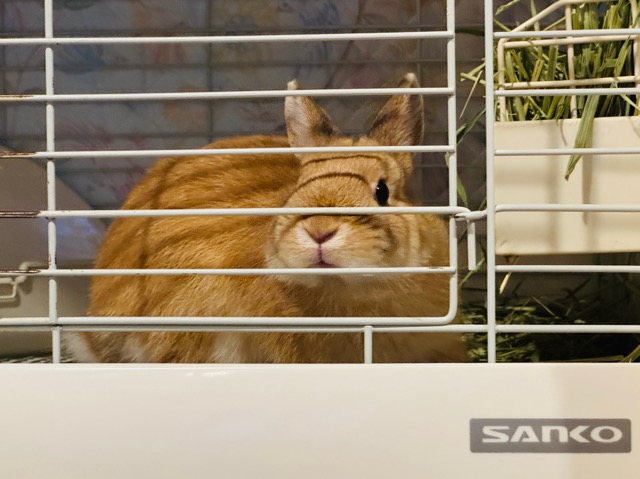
[313,260,336,268]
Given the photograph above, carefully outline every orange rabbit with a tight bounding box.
[65,74,467,363]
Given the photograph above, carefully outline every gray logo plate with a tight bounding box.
[470,418,631,453]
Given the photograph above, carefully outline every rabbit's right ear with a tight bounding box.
[285,80,341,152]
[367,73,424,148]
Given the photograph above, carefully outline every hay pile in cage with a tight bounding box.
[462,254,640,363]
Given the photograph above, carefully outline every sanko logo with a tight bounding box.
[470,419,631,453]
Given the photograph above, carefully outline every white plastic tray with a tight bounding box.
[0,363,637,479]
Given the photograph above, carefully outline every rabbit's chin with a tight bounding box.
[270,271,390,289]
[264,253,390,288]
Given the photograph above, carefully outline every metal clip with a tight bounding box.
[455,210,487,271]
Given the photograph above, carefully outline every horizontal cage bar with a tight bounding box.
[378,324,640,333]
[0,316,458,327]
[0,145,455,159]
[0,206,471,219]
[500,75,640,89]
[496,324,640,334]
[12,206,639,221]
[0,87,454,103]
[0,267,457,278]
[495,28,640,39]
[1,321,637,334]
[0,31,453,46]
[495,147,640,155]
[503,35,640,49]
[497,265,640,273]
[496,87,640,96]
[496,204,640,213]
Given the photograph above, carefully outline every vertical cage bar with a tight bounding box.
[52,327,62,362]
[44,0,60,363]
[496,39,508,121]
[485,0,497,363]
[565,5,578,117]
[207,0,216,140]
[632,0,640,107]
[467,221,477,271]
[446,0,457,209]
[0,2,6,142]
[445,0,459,324]
[416,0,423,86]
[363,326,373,364]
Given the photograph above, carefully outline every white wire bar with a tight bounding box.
[496,324,640,334]
[495,28,640,39]
[0,87,453,103]
[0,316,461,328]
[503,35,640,49]
[446,0,459,261]
[3,319,638,335]
[496,204,640,213]
[0,145,455,159]
[443,0,460,351]
[0,323,370,334]
[502,75,640,89]
[496,147,640,155]
[0,316,461,327]
[415,0,424,87]
[354,204,640,225]
[0,31,453,46]
[363,326,374,364]
[0,267,456,277]
[11,206,471,219]
[498,265,640,273]
[496,87,640,96]
[466,220,478,271]
[44,0,60,364]
[635,0,640,83]
[374,324,640,333]
[484,0,498,363]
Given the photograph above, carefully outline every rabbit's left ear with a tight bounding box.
[367,73,424,148]
[285,80,341,151]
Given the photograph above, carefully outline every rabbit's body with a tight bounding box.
[66,75,467,363]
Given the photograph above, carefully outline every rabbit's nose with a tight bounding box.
[307,229,337,245]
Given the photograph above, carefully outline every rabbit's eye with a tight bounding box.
[374,179,389,206]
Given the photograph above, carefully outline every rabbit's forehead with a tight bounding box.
[299,154,398,185]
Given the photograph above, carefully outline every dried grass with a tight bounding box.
[462,0,640,178]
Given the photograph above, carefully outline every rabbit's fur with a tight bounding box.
[65,73,467,363]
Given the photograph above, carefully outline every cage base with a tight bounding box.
[0,363,637,479]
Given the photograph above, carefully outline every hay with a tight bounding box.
[462,256,640,362]
[462,0,640,178]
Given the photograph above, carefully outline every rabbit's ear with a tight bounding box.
[285,80,341,150]
[367,73,424,148]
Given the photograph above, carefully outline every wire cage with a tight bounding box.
[0,0,639,477]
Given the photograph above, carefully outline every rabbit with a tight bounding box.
[65,73,468,363]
